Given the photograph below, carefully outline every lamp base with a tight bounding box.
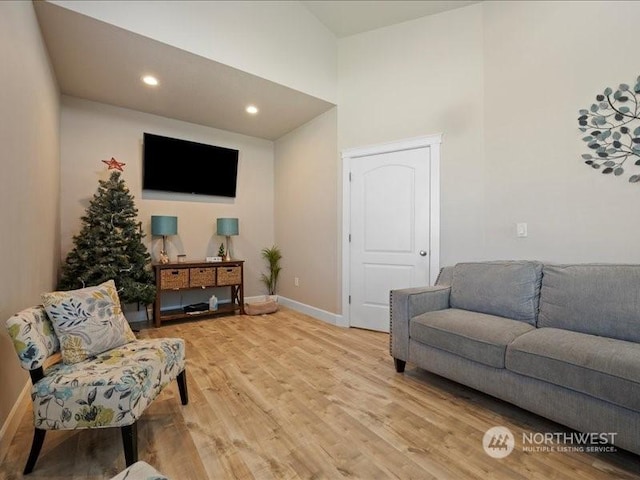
[158,235,170,264]
[224,236,232,261]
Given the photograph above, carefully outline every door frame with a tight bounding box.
[340,134,442,328]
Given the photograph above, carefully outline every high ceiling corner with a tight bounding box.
[33,1,480,140]
[33,1,335,141]
[302,0,481,38]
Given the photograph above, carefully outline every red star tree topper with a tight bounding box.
[102,157,126,171]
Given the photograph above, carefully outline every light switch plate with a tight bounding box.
[516,223,528,238]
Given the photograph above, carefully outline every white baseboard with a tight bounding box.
[0,380,30,464]
[275,296,345,327]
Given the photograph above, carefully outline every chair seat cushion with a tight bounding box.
[506,328,640,412]
[410,308,534,368]
[32,338,185,430]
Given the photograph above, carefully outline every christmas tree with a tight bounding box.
[58,168,156,305]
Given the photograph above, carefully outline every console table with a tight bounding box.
[153,260,244,327]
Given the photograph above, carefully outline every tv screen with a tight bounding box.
[143,133,239,197]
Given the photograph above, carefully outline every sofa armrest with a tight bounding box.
[390,286,451,363]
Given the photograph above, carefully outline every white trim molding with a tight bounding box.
[341,133,442,328]
[0,380,30,464]
[341,133,443,159]
[277,296,342,326]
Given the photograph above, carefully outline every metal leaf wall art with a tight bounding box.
[578,75,640,183]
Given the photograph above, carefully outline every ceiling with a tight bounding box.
[303,1,480,38]
[34,1,478,141]
[33,1,335,141]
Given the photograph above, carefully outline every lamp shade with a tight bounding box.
[216,218,239,236]
[151,215,178,236]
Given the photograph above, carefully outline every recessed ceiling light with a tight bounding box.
[246,105,259,115]
[142,75,159,86]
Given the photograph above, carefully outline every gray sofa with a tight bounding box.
[390,261,640,455]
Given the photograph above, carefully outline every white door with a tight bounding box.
[348,146,433,332]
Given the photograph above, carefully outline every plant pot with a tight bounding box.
[245,297,278,315]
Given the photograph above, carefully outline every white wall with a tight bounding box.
[338,5,486,267]
[0,1,60,440]
[60,97,274,304]
[274,108,339,313]
[339,1,640,266]
[482,0,640,262]
[51,0,337,103]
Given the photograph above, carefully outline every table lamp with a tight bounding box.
[216,218,239,261]
[151,215,178,264]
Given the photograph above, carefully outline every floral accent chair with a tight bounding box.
[109,461,170,480]
[6,305,188,474]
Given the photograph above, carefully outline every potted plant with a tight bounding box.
[260,245,282,301]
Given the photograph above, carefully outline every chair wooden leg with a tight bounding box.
[121,423,138,467]
[177,369,189,405]
[23,428,46,474]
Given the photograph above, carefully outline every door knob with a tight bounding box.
[419,250,428,256]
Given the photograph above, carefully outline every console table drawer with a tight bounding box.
[160,269,189,289]
[217,266,241,286]
[190,267,216,287]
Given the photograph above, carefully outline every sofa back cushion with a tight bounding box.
[538,264,640,342]
[435,266,454,286]
[450,261,543,325]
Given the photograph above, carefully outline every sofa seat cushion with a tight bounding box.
[32,338,185,430]
[506,328,640,412]
[410,308,535,368]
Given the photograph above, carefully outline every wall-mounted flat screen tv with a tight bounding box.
[143,133,239,197]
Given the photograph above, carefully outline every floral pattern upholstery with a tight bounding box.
[42,280,137,365]
[6,306,60,371]
[7,306,186,430]
[109,461,170,480]
[33,338,185,430]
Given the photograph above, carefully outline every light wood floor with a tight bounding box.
[2,308,640,479]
